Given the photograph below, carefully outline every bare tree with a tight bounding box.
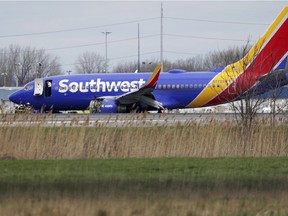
[204,45,252,70]
[0,45,21,86]
[112,58,160,73]
[36,49,62,78]
[112,60,138,73]
[0,44,62,86]
[75,52,106,74]
[138,57,160,72]
[0,49,8,86]
[14,46,62,86]
[172,56,206,71]
[221,43,266,129]
[111,45,252,73]
[212,38,288,130]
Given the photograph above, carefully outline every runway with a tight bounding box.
[1,113,287,127]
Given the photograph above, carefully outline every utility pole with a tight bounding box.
[102,31,112,73]
[138,23,140,73]
[160,2,163,71]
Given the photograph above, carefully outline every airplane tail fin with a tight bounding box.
[225,6,288,84]
[189,7,288,107]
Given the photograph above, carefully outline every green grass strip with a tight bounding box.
[1,157,288,194]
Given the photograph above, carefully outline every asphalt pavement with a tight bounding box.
[0,113,287,127]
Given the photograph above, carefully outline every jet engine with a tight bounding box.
[100,98,128,113]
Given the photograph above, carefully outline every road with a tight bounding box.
[0,113,287,127]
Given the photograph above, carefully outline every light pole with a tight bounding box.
[102,31,111,73]
[142,61,152,72]
[1,73,7,87]
[37,63,42,78]
[15,63,21,87]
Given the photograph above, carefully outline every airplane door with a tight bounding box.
[34,78,43,96]
[44,80,52,97]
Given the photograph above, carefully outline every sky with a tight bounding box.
[0,1,287,73]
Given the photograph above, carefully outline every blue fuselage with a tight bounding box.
[9,71,217,111]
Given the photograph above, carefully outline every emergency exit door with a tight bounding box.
[34,78,43,96]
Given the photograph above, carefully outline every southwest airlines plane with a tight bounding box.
[9,7,288,113]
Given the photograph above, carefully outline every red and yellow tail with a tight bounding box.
[145,64,162,88]
[189,7,288,107]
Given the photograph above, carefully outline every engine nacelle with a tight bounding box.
[100,99,128,113]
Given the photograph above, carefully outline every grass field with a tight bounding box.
[1,158,288,215]
[1,117,288,215]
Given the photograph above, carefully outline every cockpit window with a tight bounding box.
[24,84,33,91]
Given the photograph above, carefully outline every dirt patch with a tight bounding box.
[0,154,17,160]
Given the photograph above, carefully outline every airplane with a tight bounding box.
[9,7,288,113]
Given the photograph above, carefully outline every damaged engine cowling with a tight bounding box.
[99,98,128,113]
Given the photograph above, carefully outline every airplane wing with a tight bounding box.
[99,64,164,110]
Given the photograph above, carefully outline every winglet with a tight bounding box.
[145,64,162,88]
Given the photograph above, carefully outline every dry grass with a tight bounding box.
[1,112,288,215]
[1,190,288,216]
[0,115,287,159]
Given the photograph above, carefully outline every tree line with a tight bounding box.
[111,44,251,73]
[0,43,251,87]
[0,45,62,87]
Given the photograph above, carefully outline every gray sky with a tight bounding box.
[0,1,287,72]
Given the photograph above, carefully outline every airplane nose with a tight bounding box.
[9,90,22,104]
